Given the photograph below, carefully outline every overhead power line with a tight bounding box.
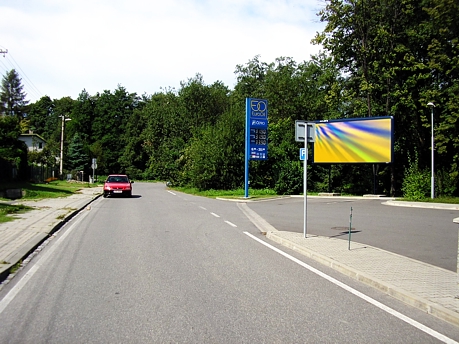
[8,52,43,99]
[0,47,43,102]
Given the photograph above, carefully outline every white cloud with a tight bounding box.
[0,0,325,102]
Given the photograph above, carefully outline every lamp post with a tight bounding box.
[59,115,71,178]
[427,102,435,199]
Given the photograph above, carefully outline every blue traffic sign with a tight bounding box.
[300,148,307,161]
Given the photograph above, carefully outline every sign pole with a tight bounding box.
[304,139,307,238]
[244,98,250,198]
[91,158,97,184]
[296,121,315,239]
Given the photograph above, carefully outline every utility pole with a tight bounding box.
[0,49,7,57]
[59,115,71,178]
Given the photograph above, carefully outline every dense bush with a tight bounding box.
[402,158,431,201]
[274,160,303,195]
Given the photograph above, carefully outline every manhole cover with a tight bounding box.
[331,227,356,231]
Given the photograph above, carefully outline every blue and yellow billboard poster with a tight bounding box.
[313,117,393,164]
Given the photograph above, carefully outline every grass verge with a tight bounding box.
[171,187,279,199]
[0,180,100,222]
[171,185,459,203]
[0,180,99,201]
[0,204,33,223]
[399,196,459,204]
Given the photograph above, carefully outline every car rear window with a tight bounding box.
[107,176,129,183]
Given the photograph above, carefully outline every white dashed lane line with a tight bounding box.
[168,191,238,229]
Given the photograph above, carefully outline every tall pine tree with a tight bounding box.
[67,132,89,174]
[0,69,29,119]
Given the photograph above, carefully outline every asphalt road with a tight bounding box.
[0,183,457,343]
[247,197,459,271]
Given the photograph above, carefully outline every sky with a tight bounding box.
[0,0,326,103]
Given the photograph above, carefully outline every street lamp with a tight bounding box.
[59,115,71,178]
[427,102,435,199]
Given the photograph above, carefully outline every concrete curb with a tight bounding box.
[383,200,459,210]
[237,203,278,233]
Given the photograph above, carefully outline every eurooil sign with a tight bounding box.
[245,98,268,198]
[247,98,268,160]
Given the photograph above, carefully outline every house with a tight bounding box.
[18,132,46,152]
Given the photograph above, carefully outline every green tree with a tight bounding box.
[90,86,138,174]
[142,91,187,181]
[72,89,96,144]
[421,0,459,195]
[0,115,27,181]
[181,107,245,190]
[0,69,29,119]
[141,77,231,184]
[67,132,89,174]
[28,96,56,139]
[233,55,269,104]
[119,107,149,179]
[179,74,230,135]
[313,0,459,195]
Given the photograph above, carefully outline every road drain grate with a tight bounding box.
[331,226,356,231]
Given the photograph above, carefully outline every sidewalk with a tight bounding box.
[1,190,458,328]
[0,187,102,282]
[238,202,459,328]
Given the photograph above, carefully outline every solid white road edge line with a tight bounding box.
[243,231,458,344]
[0,209,90,315]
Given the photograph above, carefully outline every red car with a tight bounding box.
[103,174,133,197]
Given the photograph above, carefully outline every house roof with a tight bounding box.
[19,133,46,142]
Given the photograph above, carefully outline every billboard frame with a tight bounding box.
[313,116,394,164]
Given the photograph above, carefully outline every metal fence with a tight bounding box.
[29,164,59,182]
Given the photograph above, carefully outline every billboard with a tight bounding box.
[313,117,393,164]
